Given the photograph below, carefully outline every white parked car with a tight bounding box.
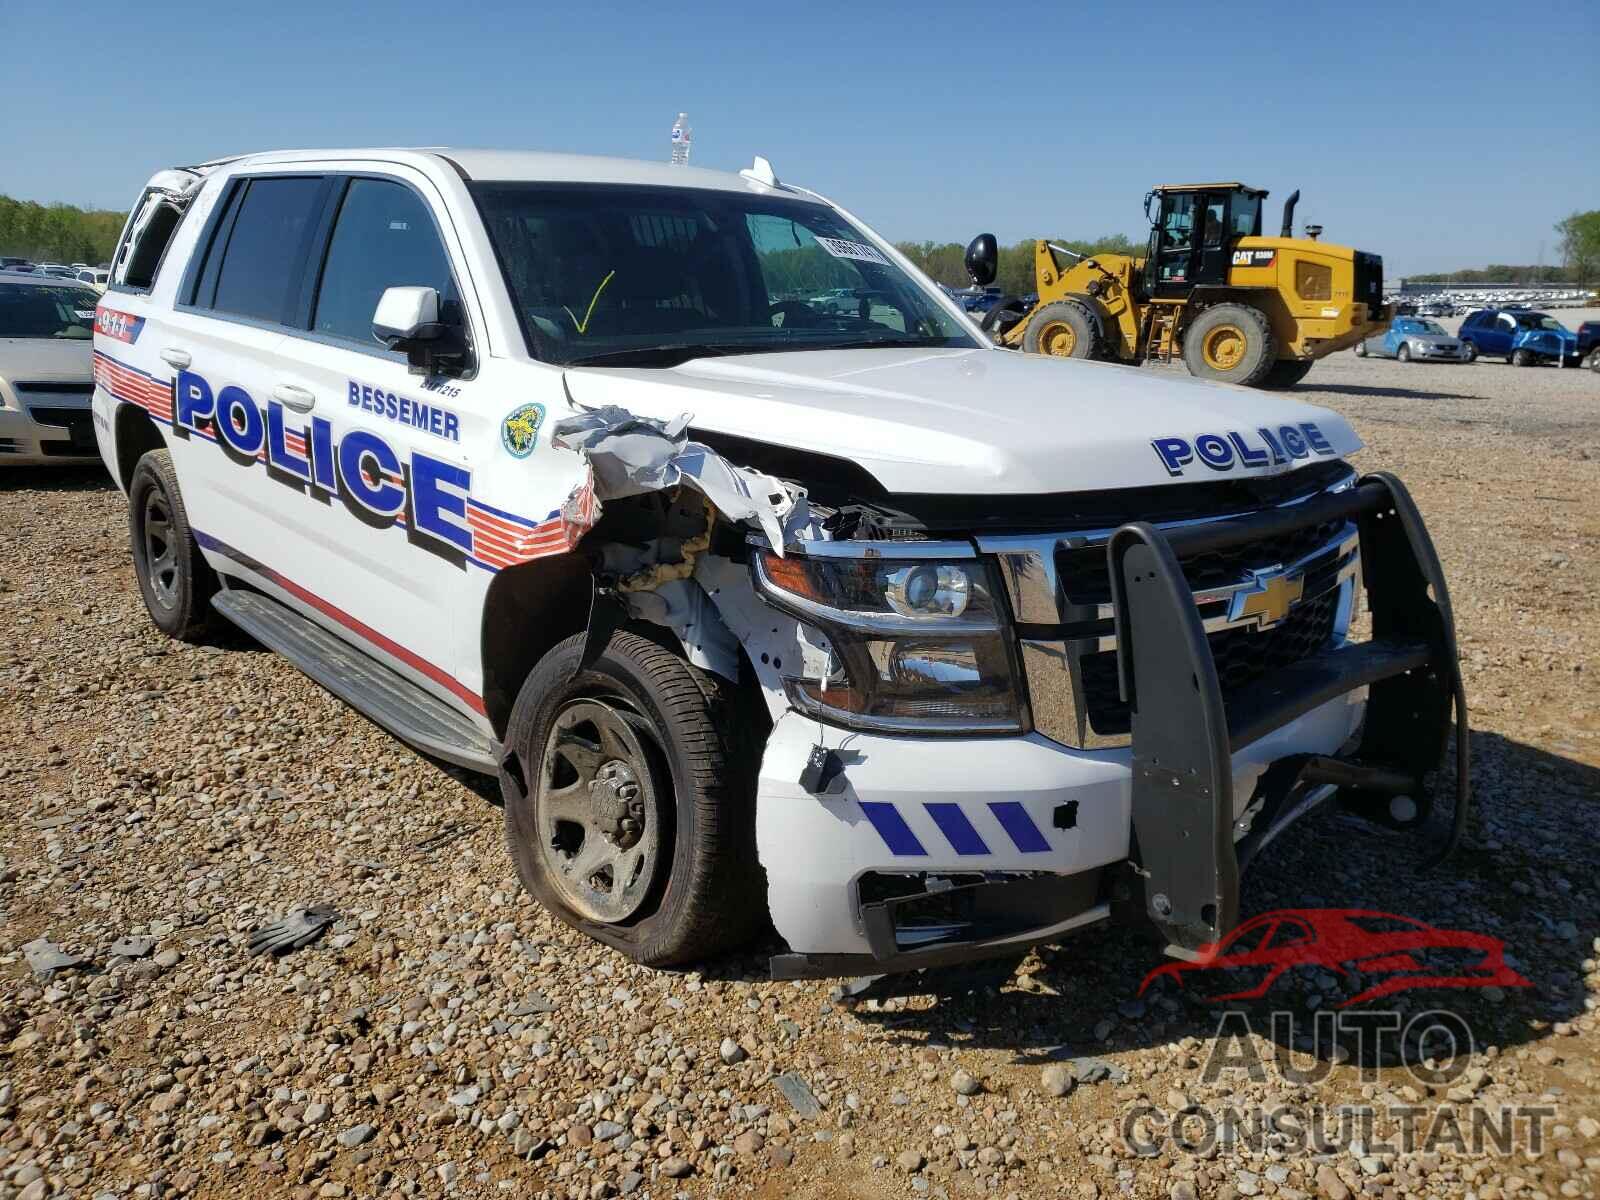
[0,275,102,463]
[93,149,1467,977]
[76,268,110,293]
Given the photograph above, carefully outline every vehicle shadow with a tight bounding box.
[841,730,1597,1068]
[0,464,115,493]
[1310,383,1486,402]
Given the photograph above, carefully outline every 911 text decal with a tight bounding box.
[1151,423,1335,477]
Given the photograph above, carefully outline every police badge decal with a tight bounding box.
[500,402,546,459]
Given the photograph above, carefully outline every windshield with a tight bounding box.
[0,283,97,339]
[470,183,976,367]
[1516,313,1562,331]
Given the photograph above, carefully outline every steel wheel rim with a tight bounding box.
[1202,325,1246,370]
[1038,321,1077,356]
[535,698,664,923]
[142,487,180,610]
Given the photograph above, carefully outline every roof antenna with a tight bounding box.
[741,156,779,188]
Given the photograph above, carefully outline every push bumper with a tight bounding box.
[1109,471,1467,955]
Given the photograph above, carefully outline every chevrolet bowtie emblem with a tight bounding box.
[1229,567,1305,629]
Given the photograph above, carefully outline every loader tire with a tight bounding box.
[1257,359,1314,390]
[1183,303,1277,386]
[1023,300,1101,359]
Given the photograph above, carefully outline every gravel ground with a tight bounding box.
[1,346,1596,1200]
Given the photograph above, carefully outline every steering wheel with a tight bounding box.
[769,300,821,328]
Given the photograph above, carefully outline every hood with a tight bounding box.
[1405,333,1458,347]
[0,337,94,383]
[563,347,1361,495]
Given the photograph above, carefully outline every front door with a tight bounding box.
[266,169,496,723]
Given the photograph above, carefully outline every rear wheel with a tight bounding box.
[499,629,766,966]
[1353,341,1368,357]
[1182,303,1277,386]
[1022,300,1101,359]
[1511,348,1534,367]
[1397,343,1412,363]
[1257,359,1314,389]
[128,449,218,642]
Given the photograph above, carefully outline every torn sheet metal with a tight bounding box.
[552,404,811,551]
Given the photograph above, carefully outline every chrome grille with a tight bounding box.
[979,473,1362,751]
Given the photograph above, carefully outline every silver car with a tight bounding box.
[1353,317,1472,363]
[0,274,101,464]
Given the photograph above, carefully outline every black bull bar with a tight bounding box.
[1108,471,1469,956]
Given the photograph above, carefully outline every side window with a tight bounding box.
[313,179,456,346]
[210,177,326,324]
[113,188,186,292]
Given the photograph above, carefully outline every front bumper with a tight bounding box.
[764,473,1465,977]
[0,396,98,464]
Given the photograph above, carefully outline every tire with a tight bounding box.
[1022,300,1101,359]
[1257,359,1314,389]
[499,629,766,966]
[1511,348,1534,367]
[128,448,218,642]
[1181,303,1277,386]
[1461,341,1478,362]
[1397,344,1412,363]
[1353,341,1367,357]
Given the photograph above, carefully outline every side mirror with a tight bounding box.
[372,286,466,376]
[964,234,998,288]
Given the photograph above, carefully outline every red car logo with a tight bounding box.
[1138,909,1532,1007]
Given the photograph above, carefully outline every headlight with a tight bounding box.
[752,548,1025,734]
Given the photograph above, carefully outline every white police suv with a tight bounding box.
[95,149,1468,977]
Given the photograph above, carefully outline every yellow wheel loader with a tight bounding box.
[966,185,1393,389]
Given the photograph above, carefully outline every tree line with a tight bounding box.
[0,194,126,265]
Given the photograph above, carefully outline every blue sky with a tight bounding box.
[2,0,1594,274]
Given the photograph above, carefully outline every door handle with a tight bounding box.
[272,384,317,413]
[160,347,191,369]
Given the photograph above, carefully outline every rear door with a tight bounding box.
[159,173,334,575]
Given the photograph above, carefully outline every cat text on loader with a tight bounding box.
[969,184,1393,389]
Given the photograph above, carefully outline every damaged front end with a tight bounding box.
[543,404,1466,984]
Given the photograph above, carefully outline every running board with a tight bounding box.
[211,589,499,774]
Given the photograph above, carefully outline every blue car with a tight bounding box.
[1458,308,1583,367]
[1353,317,1470,363]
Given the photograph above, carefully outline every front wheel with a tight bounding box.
[1022,300,1101,359]
[1460,341,1478,362]
[1511,348,1534,367]
[1182,303,1277,385]
[128,448,218,642]
[499,629,766,966]
[1397,344,1412,363]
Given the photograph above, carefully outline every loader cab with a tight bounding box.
[1143,183,1267,300]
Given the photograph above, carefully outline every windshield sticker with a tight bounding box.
[95,308,145,344]
[815,236,890,267]
[501,402,546,459]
